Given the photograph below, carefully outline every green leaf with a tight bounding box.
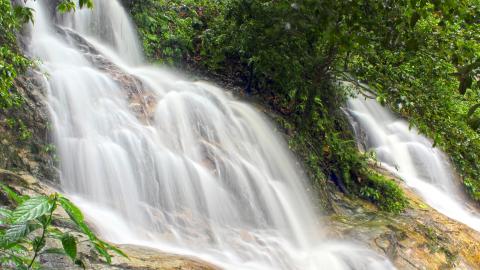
[13,6,35,24]
[77,222,96,240]
[102,241,128,259]
[2,224,28,244]
[11,196,52,224]
[57,1,76,13]
[0,184,28,204]
[61,233,77,262]
[0,222,41,246]
[58,197,84,224]
[0,207,12,224]
[58,196,98,240]
[94,242,112,264]
[79,0,94,9]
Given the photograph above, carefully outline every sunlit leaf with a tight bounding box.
[61,234,77,261]
[11,196,52,224]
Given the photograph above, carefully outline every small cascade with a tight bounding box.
[60,0,144,65]
[347,96,480,232]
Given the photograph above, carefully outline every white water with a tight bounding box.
[26,1,394,269]
[347,96,480,232]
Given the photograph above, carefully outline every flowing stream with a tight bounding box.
[347,96,480,232]
[26,1,394,269]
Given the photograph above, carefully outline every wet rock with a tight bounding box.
[56,27,158,124]
[96,245,219,270]
[0,71,58,184]
[327,168,480,270]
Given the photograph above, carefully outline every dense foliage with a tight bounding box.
[0,0,31,110]
[346,1,480,200]
[124,0,480,208]
[3,0,479,215]
[0,185,125,269]
[0,0,93,110]
[358,170,408,213]
[122,0,223,66]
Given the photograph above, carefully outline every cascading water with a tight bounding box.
[346,95,480,232]
[26,1,395,269]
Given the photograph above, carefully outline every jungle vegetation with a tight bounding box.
[121,0,480,209]
[2,0,480,213]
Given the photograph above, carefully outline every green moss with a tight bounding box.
[358,171,408,214]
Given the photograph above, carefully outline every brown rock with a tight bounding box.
[100,245,220,270]
[327,168,480,270]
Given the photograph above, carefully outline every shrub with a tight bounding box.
[0,185,126,269]
[359,171,408,214]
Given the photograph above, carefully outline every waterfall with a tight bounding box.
[346,96,480,232]
[26,1,394,269]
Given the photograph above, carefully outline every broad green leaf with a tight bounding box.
[57,1,76,13]
[11,196,52,224]
[13,6,34,24]
[61,233,77,261]
[0,184,28,204]
[0,207,12,224]
[0,207,12,216]
[79,0,94,9]
[102,241,128,258]
[77,222,96,240]
[2,224,28,244]
[58,197,84,224]
[58,196,123,263]
[1,222,42,246]
[94,242,112,264]
[58,197,96,239]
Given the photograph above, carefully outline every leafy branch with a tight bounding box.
[0,185,126,269]
[57,0,94,13]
